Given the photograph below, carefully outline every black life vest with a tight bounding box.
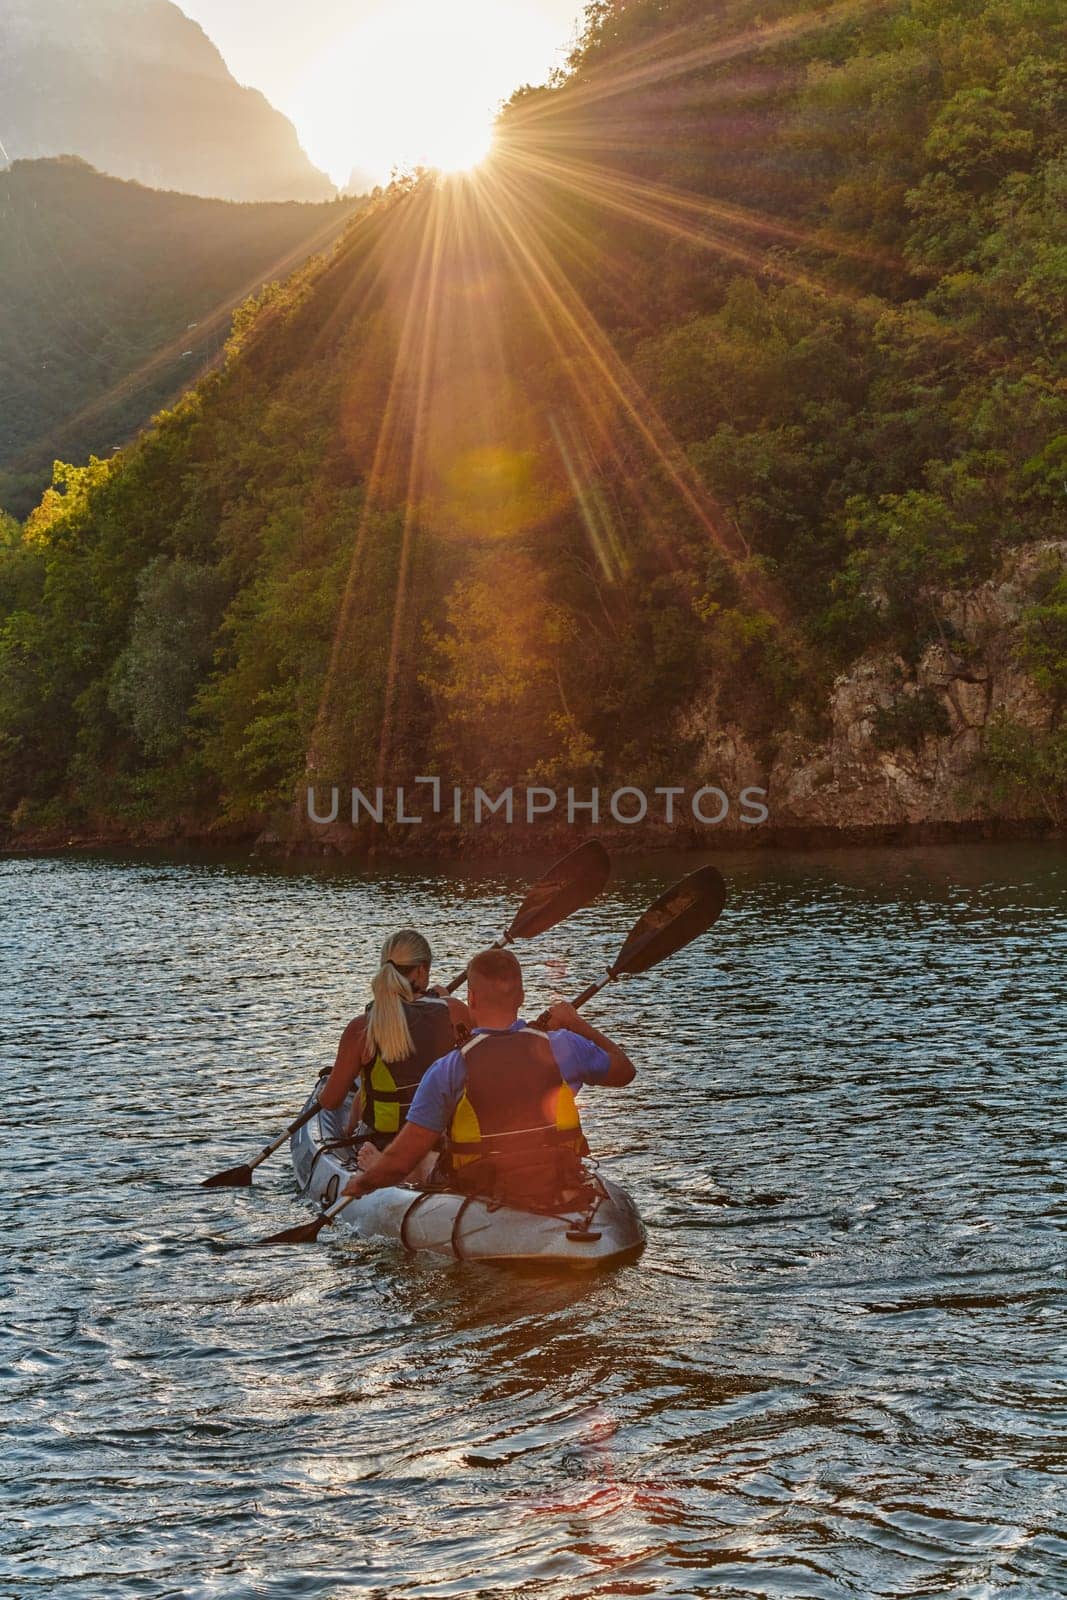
[362,995,456,1135]
[446,1025,588,1206]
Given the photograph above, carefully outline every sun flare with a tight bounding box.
[427,110,496,177]
[290,0,563,187]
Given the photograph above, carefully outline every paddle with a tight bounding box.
[443,839,611,993]
[252,864,726,1248]
[201,1098,323,1189]
[201,841,609,1188]
[254,1188,361,1247]
[533,864,728,1024]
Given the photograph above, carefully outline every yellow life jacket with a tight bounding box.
[362,996,456,1135]
[447,1025,587,1205]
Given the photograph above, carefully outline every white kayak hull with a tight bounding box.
[291,1095,646,1269]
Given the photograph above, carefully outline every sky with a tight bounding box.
[177,0,588,187]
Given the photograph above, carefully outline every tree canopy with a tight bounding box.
[0,0,1063,844]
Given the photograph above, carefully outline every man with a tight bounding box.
[342,946,635,1207]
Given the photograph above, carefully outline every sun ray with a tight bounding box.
[307,172,522,792]
[307,184,449,783]
[498,143,913,290]
[476,159,789,622]
[547,409,628,586]
[511,0,893,126]
[374,187,451,787]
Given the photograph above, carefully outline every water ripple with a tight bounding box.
[1,843,1064,1597]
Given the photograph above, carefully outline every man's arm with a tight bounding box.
[544,1002,636,1085]
[343,1051,461,1196]
[342,1121,438,1197]
[319,1017,368,1110]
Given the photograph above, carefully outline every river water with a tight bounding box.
[1,844,1065,1599]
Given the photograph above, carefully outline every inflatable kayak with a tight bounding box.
[290,1094,646,1269]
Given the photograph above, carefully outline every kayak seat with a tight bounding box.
[428,1149,599,1217]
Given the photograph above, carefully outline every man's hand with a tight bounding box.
[356,1140,381,1173]
[543,1001,636,1087]
[342,1121,440,1197]
[544,1000,588,1035]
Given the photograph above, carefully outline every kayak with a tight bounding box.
[290,1093,646,1269]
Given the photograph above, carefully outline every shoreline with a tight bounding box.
[1,813,1058,863]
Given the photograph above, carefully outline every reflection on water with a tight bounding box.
[1,843,1064,1598]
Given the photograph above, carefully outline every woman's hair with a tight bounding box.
[366,929,433,1063]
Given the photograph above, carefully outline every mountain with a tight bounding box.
[0,0,1063,849]
[0,158,360,517]
[0,0,333,202]
[343,165,380,199]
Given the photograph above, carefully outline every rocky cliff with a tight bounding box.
[683,542,1067,841]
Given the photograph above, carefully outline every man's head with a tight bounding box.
[467,946,524,1027]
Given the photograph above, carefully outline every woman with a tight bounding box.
[319,929,469,1149]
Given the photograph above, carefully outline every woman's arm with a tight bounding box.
[319,1016,370,1110]
[445,995,473,1035]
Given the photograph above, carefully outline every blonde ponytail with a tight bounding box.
[365,928,433,1063]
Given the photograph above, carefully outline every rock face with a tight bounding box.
[682,541,1066,834]
[0,0,333,202]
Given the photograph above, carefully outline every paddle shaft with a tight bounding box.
[249,1099,321,1171]
[445,933,510,995]
[569,976,610,1011]
[292,1190,358,1243]
[533,974,611,1030]
[252,1184,360,1246]
[322,1192,359,1227]
[202,1095,324,1185]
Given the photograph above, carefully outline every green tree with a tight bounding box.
[108,558,230,759]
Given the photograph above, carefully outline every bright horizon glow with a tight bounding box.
[287,0,567,186]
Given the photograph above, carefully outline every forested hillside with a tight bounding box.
[0,0,333,202]
[1,0,1063,850]
[0,160,359,517]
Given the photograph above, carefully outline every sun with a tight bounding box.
[290,0,564,188]
[427,107,497,177]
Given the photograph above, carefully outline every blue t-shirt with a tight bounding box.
[407,1020,611,1135]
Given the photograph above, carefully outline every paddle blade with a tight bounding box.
[254,1215,329,1247]
[201,1164,253,1188]
[611,866,726,978]
[506,840,611,941]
